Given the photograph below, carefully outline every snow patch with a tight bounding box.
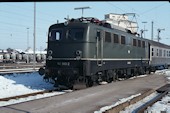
[0,72,68,107]
[94,93,141,113]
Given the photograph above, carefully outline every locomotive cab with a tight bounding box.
[40,19,94,89]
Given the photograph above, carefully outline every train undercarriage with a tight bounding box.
[39,64,152,90]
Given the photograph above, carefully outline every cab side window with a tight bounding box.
[121,35,125,44]
[105,32,111,42]
[113,34,119,44]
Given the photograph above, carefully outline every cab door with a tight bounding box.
[96,30,103,66]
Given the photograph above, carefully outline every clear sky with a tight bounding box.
[0,1,170,51]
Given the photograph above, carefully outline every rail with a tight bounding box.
[0,68,40,74]
[0,63,44,74]
[0,63,44,69]
[0,89,66,102]
[104,84,170,113]
[132,84,170,113]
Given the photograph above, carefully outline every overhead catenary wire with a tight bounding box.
[0,9,55,24]
[8,3,58,18]
[105,2,170,41]
[0,5,54,41]
[2,3,57,21]
[140,2,167,15]
[105,1,126,13]
[0,20,46,31]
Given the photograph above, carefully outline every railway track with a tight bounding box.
[0,90,54,101]
[0,68,40,74]
[0,89,66,102]
[104,84,170,113]
[132,84,170,113]
[0,83,90,103]
[0,63,44,69]
[0,73,164,107]
[0,63,44,74]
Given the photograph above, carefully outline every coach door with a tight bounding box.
[96,30,103,66]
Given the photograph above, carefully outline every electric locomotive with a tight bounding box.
[39,13,152,89]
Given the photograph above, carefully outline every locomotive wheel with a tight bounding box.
[38,67,45,75]
[66,77,74,90]
[86,77,93,87]
[145,67,151,74]
[106,77,113,83]
[67,84,73,90]
[105,70,113,83]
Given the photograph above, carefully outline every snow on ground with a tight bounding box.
[0,72,69,107]
[94,69,170,113]
[0,91,66,107]
[1,69,170,111]
[129,74,148,80]
[119,92,159,113]
[94,93,141,113]
[146,93,170,113]
[145,69,170,113]
[0,72,54,98]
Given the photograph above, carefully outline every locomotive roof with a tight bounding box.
[50,17,170,49]
[50,17,138,36]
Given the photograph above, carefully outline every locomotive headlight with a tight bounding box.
[47,50,53,60]
[75,50,82,60]
[48,56,52,60]
[75,50,82,56]
[48,50,53,55]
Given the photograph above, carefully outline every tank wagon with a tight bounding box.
[39,13,170,89]
[0,52,46,64]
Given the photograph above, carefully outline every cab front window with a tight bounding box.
[67,28,84,41]
[49,29,62,41]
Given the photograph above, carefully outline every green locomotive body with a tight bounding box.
[38,17,152,89]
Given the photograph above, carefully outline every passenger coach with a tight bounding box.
[148,39,170,70]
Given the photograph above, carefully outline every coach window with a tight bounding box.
[142,41,145,48]
[121,35,125,44]
[167,51,169,57]
[133,39,137,46]
[138,40,141,47]
[152,48,154,56]
[157,49,159,56]
[113,33,119,44]
[105,32,111,42]
[159,49,162,57]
